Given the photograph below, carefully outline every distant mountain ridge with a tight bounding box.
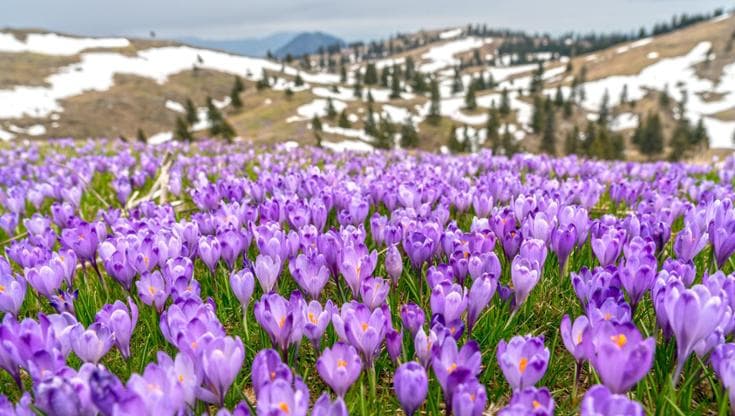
[274,31,345,58]
[179,32,297,57]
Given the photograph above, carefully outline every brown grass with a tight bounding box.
[0,52,79,88]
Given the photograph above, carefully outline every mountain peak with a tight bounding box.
[273,31,345,58]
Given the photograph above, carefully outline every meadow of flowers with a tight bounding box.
[1,139,735,415]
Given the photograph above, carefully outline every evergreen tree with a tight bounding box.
[554,86,564,107]
[475,73,486,91]
[340,65,347,83]
[233,76,245,94]
[531,95,545,134]
[136,128,147,143]
[598,89,610,127]
[529,61,544,94]
[692,118,708,148]
[619,84,629,106]
[447,125,462,153]
[540,109,556,155]
[325,98,337,120]
[400,118,419,148]
[411,72,427,94]
[389,70,402,99]
[184,98,198,125]
[364,63,378,85]
[381,66,390,88]
[230,84,243,110]
[499,88,511,117]
[219,120,236,144]
[462,125,473,153]
[364,105,379,138]
[501,124,516,156]
[338,110,351,128]
[464,82,477,110]
[564,125,580,155]
[659,85,671,108]
[256,69,270,90]
[294,73,304,87]
[428,79,441,125]
[451,68,464,94]
[486,73,495,89]
[405,57,415,82]
[312,115,323,147]
[562,98,573,119]
[485,106,501,151]
[174,116,193,142]
[636,112,664,159]
[284,88,294,99]
[375,117,394,149]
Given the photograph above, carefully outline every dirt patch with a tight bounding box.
[0,52,79,88]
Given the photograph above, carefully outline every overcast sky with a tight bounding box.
[2,0,731,41]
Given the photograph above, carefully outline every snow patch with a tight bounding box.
[0,32,130,56]
[420,37,490,72]
[148,131,173,145]
[439,29,463,40]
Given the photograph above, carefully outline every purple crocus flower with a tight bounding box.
[581,321,654,393]
[499,386,555,416]
[256,376,310,416]
[386,328,402,362]
[431,336,482,398]
[136,271,168,312]
[673,222,708,262]
[95,298,138,359]
[289,252,330,299]
[467,274,498,333]
[230,268,255,310]
[560,314,590,362]
[35,371,97,416]
[385,244,403,285]
[24,264,64,299]
[340,302,388,367]
[255,254,282,293]
[339,243,378,298]
[403,231,434,270]
[70,322,114,363]
[663,282,729,380]
[430,281,468,326]
[202,336,245,405]
[254,292,303,353]
[360,277,390,310]
[394,361,428,416]
[497,335,549,391]
[312,393,348,416]
[451,378,487,416]
[511,256,540,310]
[317,342,362,397]
[580,385,644,416]
[251,349,293,396]
[709,216,735,269]
[591,228,625,267]
[400,302,425,338]
[198,235,222,273]
[60,221,99,261]
[0,273,25,316]
[304,300,334,349]
[551,224,577,272]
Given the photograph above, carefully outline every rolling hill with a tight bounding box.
[0,12,733,161]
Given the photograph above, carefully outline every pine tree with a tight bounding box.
[487,73,495,89]
[692,118,708,148]
[451,68,464,94]
[284,88,294,99]
[233,76,245,93]
[375,117,394,149]
[529,61,544,94]
[564,125,579,155]
[174,116,193,142]
[400,118,419,148]
[184,98,198,125]
[531,95,545,134]
[340,65,347,83]
[230,84,243,110]
[462,125,472,153]
[464,82,477,110]
[256,69,270,91]
[554,86,564,107]
[598,89,610,127]
[499,88,511,117]
[619,84,628,106]
[659,85,671,108]
[637,112,664,159]
[136,128,147,143]
[428,79,441,125]
[485,106,501,151]
[411,72,427,94]
[364,105,378,137]
[563,98,573,119]
[338,110,351,128]
[501,124,516,155]
[381,67,390,88]
[405,57,415,82]
[540,109,556,155]
[312,115,323,147]
[364,63,378,85]
[447,125,462,153]
[389,69,402,99]
[294,73,304,87]
[220,120,236,144]
[325,98,337,120]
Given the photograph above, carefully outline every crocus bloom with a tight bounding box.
[251,349,293,396]
[451,378,487,416]
[560,314,590,362]
[289,253,330,299]
[0,273,25,316]
[24,265,64,299]
[136,271,168,312]
[511,256,540,309]
[386,328,402,362]
[400,303,425,338]
[394,361,428,416]
[70,322,114,364]
[95,298,138,359]
[254,292,303,353]
[580,385,644,416]
[430,281,468,325]
[581,321,654,393]
[432,336,482,397]
[316,342,362,397]
[497,335,549,391]
[467,274,498,332]
[360,277,390,310]
[304,300,334,349]
[256,377,310,416]
[230,268,255,310]
[709,217,735,268]
[198,235,221,272]
[663,282,729,380]
[60,221,99,261]
[341,302,387,367]
[551,224,577,272]
[499,387,555,416]
[255,254,282,293]
[202,336,245,405]
[591,228,625,267]
[311,393,348,416]
[385,244,403,285]
[339,244,378,298]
